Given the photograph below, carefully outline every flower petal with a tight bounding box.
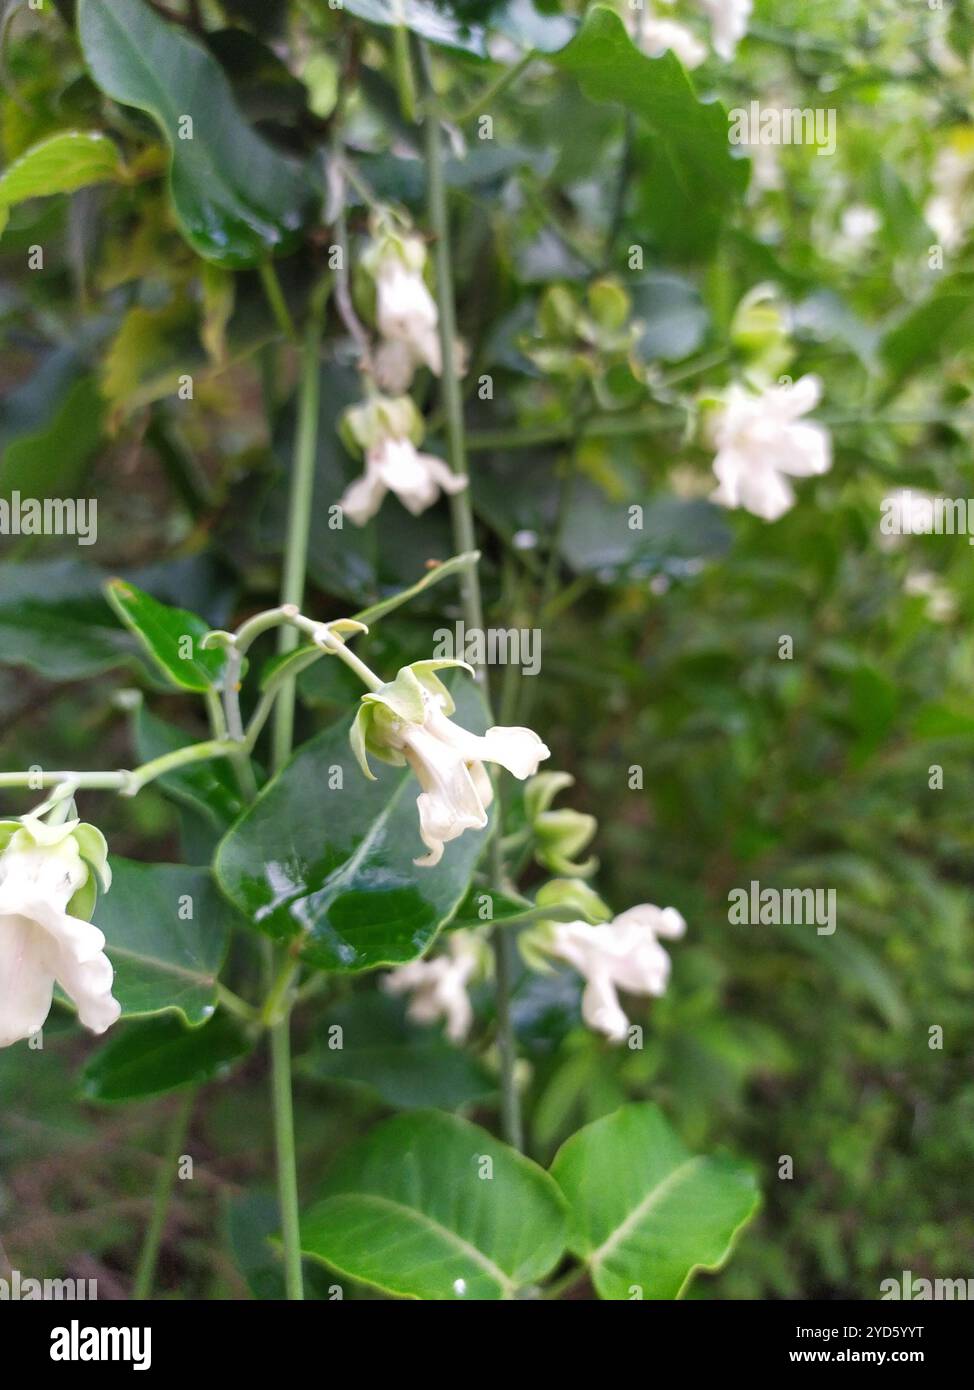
[0,914,54,1047]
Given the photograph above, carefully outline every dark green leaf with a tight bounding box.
[94,859,236,1024]
[80,1011,251,1101]
[302,993,495,1110]
[215,678,492,972]
[555,6,747,260]
[78,0,317,267]
[0,560,133,679]
[135,706,244,827]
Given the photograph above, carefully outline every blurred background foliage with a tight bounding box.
[1,0,973,1298]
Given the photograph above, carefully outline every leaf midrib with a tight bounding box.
[319,1191,517,1298]
[590,1156,705,1269]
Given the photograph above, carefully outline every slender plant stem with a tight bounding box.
[264,306,324,1304]
[258,260,297,343]
[269,1005,302,1297]
[132,1089,194,1300]
[453,49,536,123]
[422,44,523,1150]
[271,313,323,772]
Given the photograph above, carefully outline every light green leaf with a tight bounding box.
[550,1103,760,1300]
[0,561,134,679]
[78,0,317,267]
[93,859,236,1024]
[300,1110,568,1299]
[0,131,124,223]
[104,577,228,692]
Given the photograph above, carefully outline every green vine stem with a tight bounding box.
[261,305,325,1303]
[421,42,524,1151]
[132,1089,195,1300]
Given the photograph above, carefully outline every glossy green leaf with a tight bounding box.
[342,0,488,56]
[300,1110,568,1299]
[215,679,492,972]
[550,1103,760,1300]
[0,561,134,679]
[554,6,747,259]
[77,0,316,267]
[80,1011,251,1101]
[94,859,236,1024]
[105,577,228,691]
[302,993,495,1111]
[0,131,124,221]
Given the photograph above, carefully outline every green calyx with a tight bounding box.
[349,658,475,781]
[0,812,112,921]
[340,393,424,455]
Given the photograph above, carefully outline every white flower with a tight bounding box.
[340,435,467,525]
[547,904,687,1043]
[374,249,442,378]
[352,661,550,867]
[710,374,832,521]
[338,393,467,526]
[637,17,707,69]
[0,815,119,1048]
[382,930,484,1042]
[697,0,751,61]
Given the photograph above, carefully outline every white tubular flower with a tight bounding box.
[638,17,707,69]
[363,227,443,389]
[382,930,485,1042]
[697,0,751,61]
[0,814,119,1048]
[351,660,550,867]
[709,374,832,522]
[338,394,467,526]
[546,903,687,1044]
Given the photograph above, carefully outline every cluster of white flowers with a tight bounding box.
[631,0,752,69]
[384,891,688,1049]
[709,374,832,521]
[338,394,466,526]
[338,216,473,526]
[350,659,550,867]
[0,814,118,1048]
